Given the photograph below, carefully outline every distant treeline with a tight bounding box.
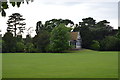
[1,13,120,53]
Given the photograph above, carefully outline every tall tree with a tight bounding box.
[91,20,113,40]
[7,13,26,37]
[82,17,96,28]
[73,17,96,48]
[44,19,74,32]
[73,17,114,49]
[2,32,16,52]
[35,21,44,34]
[35,19,74,34]
[33,30,50,52]
[49,24,70,52]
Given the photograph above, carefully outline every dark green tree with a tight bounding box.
[73,17,96,48]
[15,35,25,52]
[25,35,32,44]
[25,34,35,52]
[35,19,74,34]
[73,17,114,49]
[2,40,6,53]
[7,13,26,37]
[44,19,74,32]
[90,40,100,50]
[116,27,120,39]
[2,32,16,52]
[81,17,96,28]
[35,21,44,34]
[16,41,25,52]
[93,20,113,40]
[100,36,119,51]
[0,0,34,17]
[25,42,35,53]
[33,30,50,52]
[49,24,70,52]
[115,28,120,50]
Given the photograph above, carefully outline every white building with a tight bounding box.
[69,32,82,49]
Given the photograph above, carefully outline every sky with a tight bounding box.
[0,0,119,37]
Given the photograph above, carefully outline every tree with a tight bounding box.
[15,35,26,52]
[49,24,70,52]
[116,27,120,39]
[2,32,16,52]
[93,20,113,40]
[117,28,120,51]
[25,35,32,44]
[33,30,50,52]
[2,40,6,53]
[34,19,73,52]
[25,43,35,53]
[7,13,26,37]
[0,0,34,17]
[35,19,74,34]
[81,17,96,28]
[44,19,74,32]
[73,17,96,48]
[100,36,119,51]
[25,34,35,52]
[73,17,114,49]
[16,41,25,52]
[90,40,100,50]
[35,21,44,34]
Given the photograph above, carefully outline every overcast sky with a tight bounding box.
[0,0,119,37]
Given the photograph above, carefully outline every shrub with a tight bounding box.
[25,43,36,53]
[100,36,119,51]
[2,32,17,52]
[16,42,25,52]
[90,40,100,50]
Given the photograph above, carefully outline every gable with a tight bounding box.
[70,32,79,40]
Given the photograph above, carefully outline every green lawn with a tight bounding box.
[2,49,118,78]
[0,53,2,79]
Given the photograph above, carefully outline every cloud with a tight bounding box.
[35,0,119,6]
[0,0,118,37]
[118,1,120,27]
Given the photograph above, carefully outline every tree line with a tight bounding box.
[73,17,120,51]
[1,13,120,53]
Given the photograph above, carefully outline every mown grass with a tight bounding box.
[0,53,2,79]
[2,49,118,78]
